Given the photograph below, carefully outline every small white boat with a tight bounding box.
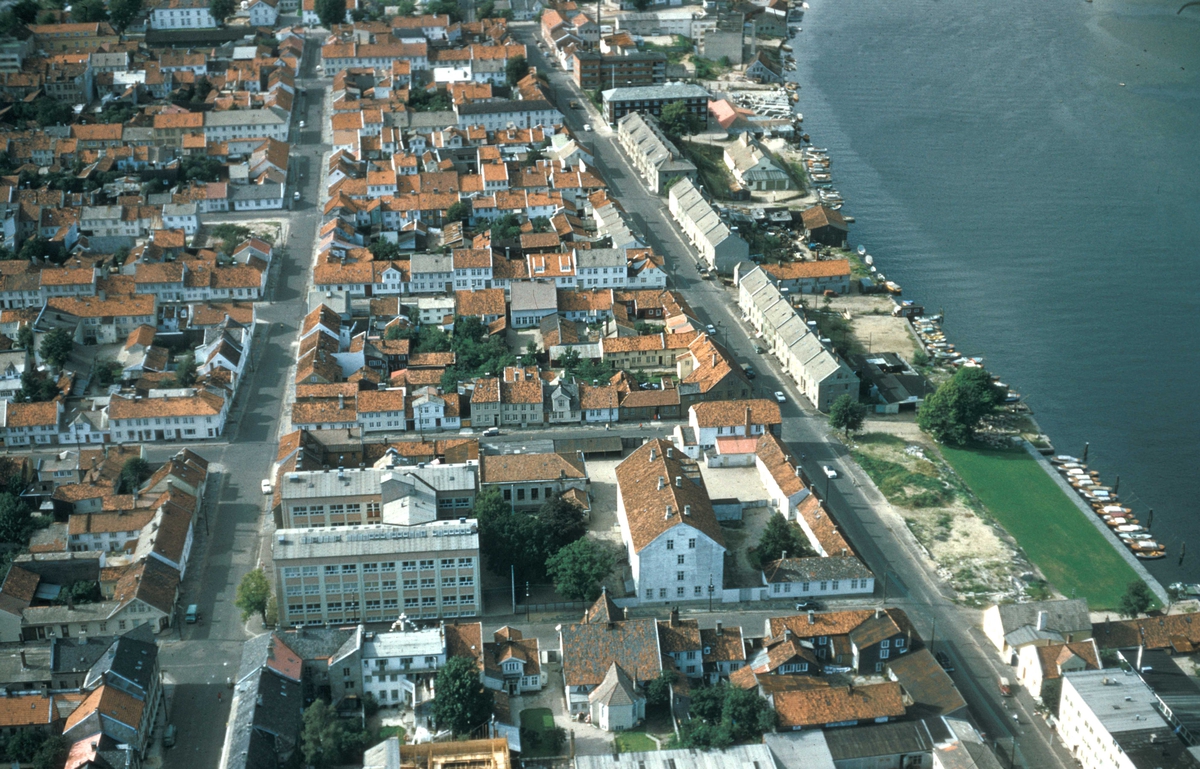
[1115,524,1145,533]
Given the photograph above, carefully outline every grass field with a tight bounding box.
[940,444,1146,611]
[615,732,659,753]
[519,708,562,757]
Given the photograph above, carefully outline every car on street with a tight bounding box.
[583,123,592,131]
[741,365,756,379]
[774,391,786,403]
[163,724,177,748]
[570,100,580,108]
[705,324,717,335]
[482,427,500,437]
[936,651,954,672]
[293,191,301,201]
[822,465,838,479]
[261,479,272,494]
[753,345,765,354]
[185,604,199,624]
[299,120,305,128]
[795,600,821,610]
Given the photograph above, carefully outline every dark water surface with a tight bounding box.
[791,0,1200,582]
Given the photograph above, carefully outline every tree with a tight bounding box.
[38,328,73,370]
[108,0,141,30]
[546,539,615,601]
[314,0,345,27]
[0,493,33,545]
[73,0,108,20]
[17,370,58,403]
[52,580,101,605]
[30,736,69,769]
[538,496,587,552]
[235,568,271,623]
[415,326,451,353]
[673,684,775,749]
[632,0,651,10]
[446,201,471,223]
[301,699,363,769]
[520,341,538,367]
[827,393,866,437]
[15,324,32,350]
[209,0,234,22]
[395,0,415,13]
[916,366,999,445]
[425,0,460,21]
[489,213,523,242]
[530,216,551,233]
[174,351,197,387]
[369,239,401,260]
[505,55,530,86]
[644,671,675,709]
[432,656,492,735]
[558,347,581,373]
[658,100,703,139]
[118,457,151,494]
[5,730,47,762]
[11,0,39,23]
[749,513,814,568]
[181,155,222,183]
[1119,581,1154,618]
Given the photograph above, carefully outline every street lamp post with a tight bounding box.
[708,574,714,612]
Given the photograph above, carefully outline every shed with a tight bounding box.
[801,205,849,247]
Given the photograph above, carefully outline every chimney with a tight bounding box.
[744,406,752,435]
[657,477,664,490]
[875,607,882,619]
[669,607,679,627]
[1137,644,1144,672]
[781,550,787,560]
[674,476,681,488]
[623,607,629,620]
[338,393,345,409]
[795,465,801,477]
[715,621,723,635]
[666,448,673,458]
[649,448,656,461]
[784,628,792,641]
[19,651,27,670]
[665,505,672,518]
[711,353,717,367]
[1036,610,1048,631]
[684,505,691,516]
[807,610,814,625]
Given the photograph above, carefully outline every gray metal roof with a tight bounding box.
[204,108,286,126]
[1064,670,1166,735]
[228,183,284,201]
[457,98,554,115]
[273,522,478,561]
[361,626,444,660]
[602,82,709,103]
[577,744,778,769]
[510,281,558,313]
[280,465,475,501]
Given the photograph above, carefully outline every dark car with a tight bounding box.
[935,651,954,673]
[794,600,821,610]
[742,365,756,379]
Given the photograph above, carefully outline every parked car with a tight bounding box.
[822,465,838,479]
[482,427,500,437]
[570,100,580,108]
[753,345,765,354]
[163,724,177,748]
[261,479,272,494]
[705,324,717,335]
[298,120,306,128]
[794,600,821,610]
[741,365,756,379]
[185,605,199,624]
[935,651,954,672]
[583,123,593,131]
[293,191,301,201]
[774,391,786,403]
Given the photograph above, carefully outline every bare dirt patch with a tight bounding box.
[850,420,1045,606]
[800,294,919,360]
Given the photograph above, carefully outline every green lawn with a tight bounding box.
[939,444,1146,611]
[377,725,405,742]
[519,708,561,757]
[615,731,658,753]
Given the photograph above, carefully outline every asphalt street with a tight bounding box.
[148,30,330,769]
[511,22,1070,768]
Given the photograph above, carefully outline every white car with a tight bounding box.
[299,120,306,128]
[293,191,301,200]
[822,465,838,479]
[774,391,786,403]
[583,123,593,131]
[261,479,272,494]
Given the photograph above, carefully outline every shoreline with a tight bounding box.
[779,8,1171,605]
